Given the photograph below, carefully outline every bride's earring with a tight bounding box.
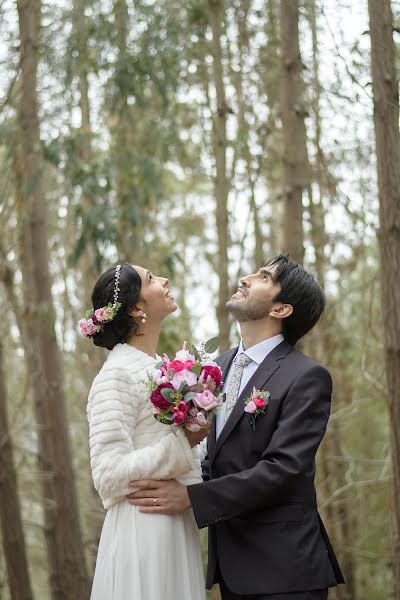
[141,313,147,324]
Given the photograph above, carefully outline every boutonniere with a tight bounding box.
[244,387,270,431]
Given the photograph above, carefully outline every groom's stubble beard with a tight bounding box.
[226,296,275,322]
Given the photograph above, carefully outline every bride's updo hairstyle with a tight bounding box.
[91,263,142,350]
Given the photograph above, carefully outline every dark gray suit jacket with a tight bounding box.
[187,340,345,595]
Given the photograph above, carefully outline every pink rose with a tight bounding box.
[193,389,220,412]
[171,370,198,390]
[244,400,257,414]
[78,319,88,336]
[79,318,100,337]
[169,360,187,372]
[94,307,107,322]
[253,397,266,409]
[169,360,195,372]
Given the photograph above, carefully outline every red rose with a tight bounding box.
[150,383,174,410]
[184,360,195,370]
[169,360,187,372]
[201,366,222,388]
[253,397,266,409]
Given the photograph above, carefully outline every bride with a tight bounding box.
[81,262,207,600]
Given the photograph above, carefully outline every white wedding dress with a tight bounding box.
[87,343,205,600]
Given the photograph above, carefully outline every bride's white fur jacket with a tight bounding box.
[87,343,200,509]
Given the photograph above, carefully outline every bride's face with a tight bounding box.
[133,265,177,320]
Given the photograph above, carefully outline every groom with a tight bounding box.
[128,254,345,599]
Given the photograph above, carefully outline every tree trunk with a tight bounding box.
[368,1,400,596]
[279,0,308,264]
[260,0,283,256]
[306,5,354,597]
[15,0,89,597]
[70,1,106,573]
[234,0,264,270]
[0,342,33,600]
[207,0,231,352]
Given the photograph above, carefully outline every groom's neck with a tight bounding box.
[239,320,282,350]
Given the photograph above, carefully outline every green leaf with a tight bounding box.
[204,337,220,354]
[160,388,174,402]
[191,364,202,376]
[184,392,196,402]
[155,361,164,369]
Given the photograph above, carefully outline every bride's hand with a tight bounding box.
[183,424,210,448]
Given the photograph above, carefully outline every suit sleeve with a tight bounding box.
[187,365,332,528]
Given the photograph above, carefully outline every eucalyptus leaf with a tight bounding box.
[184,392,196,402]
[204,336,220,354]
[160,388,173,401]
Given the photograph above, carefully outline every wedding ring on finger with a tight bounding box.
[153,497,157,506]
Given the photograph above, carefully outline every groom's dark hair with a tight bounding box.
[267,254,325,346]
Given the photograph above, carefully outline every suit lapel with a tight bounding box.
[207,347,238,459]
[211,340,293,464]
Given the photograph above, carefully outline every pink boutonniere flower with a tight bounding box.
[244,387,270,431]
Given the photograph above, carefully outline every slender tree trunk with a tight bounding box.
[368,1,400,596]
[15,1,89,597]
[306,6,354,597]
[207,0,230,352]
[260,0,283,256]
[234,1,264,270]
[279,0,308,264]
[70,4,106,572]
[0,343,33,600]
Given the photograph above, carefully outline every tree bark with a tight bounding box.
[15,0,89,597]
[234,0,264,270]
[207,0,231,352]
[0,342,33,600]
[279,0,308,264]
[368,1,400,596]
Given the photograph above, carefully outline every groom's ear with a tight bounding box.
[269,303,293,320]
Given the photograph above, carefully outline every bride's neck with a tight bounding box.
[126,322,162,358]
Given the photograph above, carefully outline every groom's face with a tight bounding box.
[226,266,282,322]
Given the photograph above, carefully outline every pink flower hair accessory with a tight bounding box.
[78,264,122,338]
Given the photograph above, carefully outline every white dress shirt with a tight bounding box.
[215,334,284,439]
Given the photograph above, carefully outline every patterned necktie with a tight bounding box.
[224,353,252,423]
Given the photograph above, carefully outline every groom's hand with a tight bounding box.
[126,479,192,515]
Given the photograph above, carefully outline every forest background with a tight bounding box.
[0,0,399,599]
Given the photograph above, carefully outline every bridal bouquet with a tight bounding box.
[147,339,224,431]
